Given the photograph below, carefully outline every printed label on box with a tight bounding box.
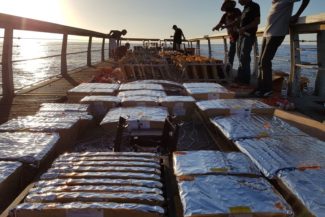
[67,209,104,217]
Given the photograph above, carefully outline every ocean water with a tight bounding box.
[0,39,318,95]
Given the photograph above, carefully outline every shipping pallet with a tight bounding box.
[121,64,172,81]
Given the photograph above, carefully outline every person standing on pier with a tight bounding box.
[212,0,242,74]
[236,0,260,85]
[172,25,186,51]
[108,29,127,59]
[255,0,310,97]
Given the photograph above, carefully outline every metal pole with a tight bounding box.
[101,38,106,62]
[315,31,325,96]
[87,36,92,66]
[1,27,14,99]
[61,34,68,75]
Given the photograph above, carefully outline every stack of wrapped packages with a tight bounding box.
[183,82,235,100]
[196,88,325,216]
[173,150,293,216]
[11,152,165,217]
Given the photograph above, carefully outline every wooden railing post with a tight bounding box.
[61,34,68,75]
[206,37,212,59]
[1,27,14,99]
[315,31,325,97]
[87,36,92,66]
[289,29,302,97]
[101,38,105,62]
[196,40,201,56]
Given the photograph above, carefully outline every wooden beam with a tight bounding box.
[1,27,14,99]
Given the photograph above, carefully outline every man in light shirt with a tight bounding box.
[255,0,309,97]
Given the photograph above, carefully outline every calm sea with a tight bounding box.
[0,40,318,95]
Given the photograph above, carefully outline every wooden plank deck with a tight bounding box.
[0,62,110,124]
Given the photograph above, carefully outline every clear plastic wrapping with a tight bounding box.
[35,111,93,121]
[0,115,78,132]
[235,136,325,178]
[40,171,161,181]
[29,184,163,195]
[39,103,90,113]
[0,161,22,183]
[119,83,164,91]
[121,96,159,107]
[47,165,161,175]
[13,202,164,217]
[185,86,235,100]
[0,132,60,166]
[53,160,161,169]
[100,106,168,130]
[68,83,120,94]
[25,191,164,205]
[278,169,325,217]
[117,90,167,98]
[178,175,292,217]
[59,151,159,158]
[183,82,224,89]
[196,99,274,116]
[173,150,260,176]
[55,155,160,163]
[210,115,308,141]
[159,95,195,103]
[35,178,163,189]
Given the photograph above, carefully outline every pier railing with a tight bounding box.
[0,13,109,99]
[187,13,325,97]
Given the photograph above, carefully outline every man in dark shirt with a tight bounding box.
[213,0,242,71]
[172,25,186,51]
[236,0,260,85]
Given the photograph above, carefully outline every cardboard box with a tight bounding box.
[159,96,195,118]
[121,96,159,107]
[196,99,275,117]
[185,87,235,100]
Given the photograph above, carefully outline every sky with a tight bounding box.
[0,0,324,39]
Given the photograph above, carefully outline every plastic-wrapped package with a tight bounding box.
[47,165,161,175]
[67,83,120,102]
[40,171,161,181]
[29,184,163,195]
[59,151,159,158]
[80,95,121,120]
[39,103,90,113]
[129,79,183,87]
[117,90,167,98]
[178,175,292,217]
[210,115,308,141]
[235,136,325,178]
[121,95,159,107]
[119,83,164,91]
[12,202,164,217]
[196,99,274,117]
[25,191,164,205]
[0,132,60,166]
[278,169,325,217]
[34,178,163,189]
[0,161,23,210]
[55,155,160,163]
[159,96,196,117]
[35,111,93,121]
[0,115,79,132]
[173,150,260,176]
[53,160,161,169]
[100,106,168,131]
[185,86,235,100]
[183,82,224,89]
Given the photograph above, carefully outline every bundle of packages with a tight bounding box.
[67,83,120,102]
[100,106,168,133]
[184,85,235,100]
[159,96,196,118]
[11,152,165,217]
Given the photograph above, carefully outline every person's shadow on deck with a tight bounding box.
[0,97,13,124]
